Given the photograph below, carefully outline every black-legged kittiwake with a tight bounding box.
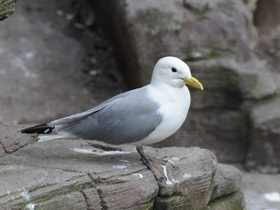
[21,56,203,181]
[22,56,203,144]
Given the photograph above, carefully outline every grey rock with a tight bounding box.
[32,192,88,210]
[93,0,257,87]
[183,0,220,12]
[247,96,280,173]
[206,190,245,210]
[0,124,244,209]
[147,147,217,209]
[82,188,102,210]
[0,165,94,209]
[0,0,125,125]
[256,29,280,74]
[242,171,280,209]
[0,124,35,157]
[254,0,280,33]
[157,109,246,163]
[189,58,277,102]
[233,59,278,100]
[211,164,242,201]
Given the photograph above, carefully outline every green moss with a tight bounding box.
[0,0,17,21]
[207,49,221,60]
[146,199,154,210]
[253,94,279,107]
[135,8,182,36]
[205,191,245,210]
[0,156,15,165]
[199,4,210,18]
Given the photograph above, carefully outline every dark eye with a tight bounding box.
[171,68,177,72]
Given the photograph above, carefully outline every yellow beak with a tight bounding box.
[183,76,204,90]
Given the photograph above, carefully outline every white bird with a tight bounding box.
[22,56,203,143]
[21,56,203,180]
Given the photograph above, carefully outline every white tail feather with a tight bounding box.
[38,134,77,142]
[71,148,132,155]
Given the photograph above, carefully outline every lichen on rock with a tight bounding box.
[0,0,17,21]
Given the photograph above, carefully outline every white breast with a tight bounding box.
[136,84,190,145]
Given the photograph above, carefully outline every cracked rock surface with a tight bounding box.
[0,124,245,209]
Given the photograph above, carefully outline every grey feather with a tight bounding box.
[53,86,163,144]
[50,93,125,125]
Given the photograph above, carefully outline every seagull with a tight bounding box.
[21,56,203,180]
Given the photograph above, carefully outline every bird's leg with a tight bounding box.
[136,145,166,182]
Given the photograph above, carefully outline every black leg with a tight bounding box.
[136,145,166,182]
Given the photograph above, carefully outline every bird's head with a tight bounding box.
[151,56,203,90]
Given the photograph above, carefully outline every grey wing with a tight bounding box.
[50,89,138,126]
[54,87,163,145]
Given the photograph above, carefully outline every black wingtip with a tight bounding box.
[21,123,54,134]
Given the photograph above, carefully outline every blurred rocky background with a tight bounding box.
[89,0,280,174]
[1,0,280,209]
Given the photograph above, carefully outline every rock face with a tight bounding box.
[0,0,125,125]
[90,0,280,171]
[92,0,257,87]
[0,124,245,209]
[254,0,280,33]
[247,97,280,173]
[0,124,35,157]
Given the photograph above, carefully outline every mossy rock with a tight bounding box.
[206,191,246,210]
[0,0,17,21]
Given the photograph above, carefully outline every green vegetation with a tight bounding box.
[0,0,17,21]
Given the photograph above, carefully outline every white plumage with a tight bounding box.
[22,56,203,145]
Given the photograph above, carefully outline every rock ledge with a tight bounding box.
[0,124,245,210]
